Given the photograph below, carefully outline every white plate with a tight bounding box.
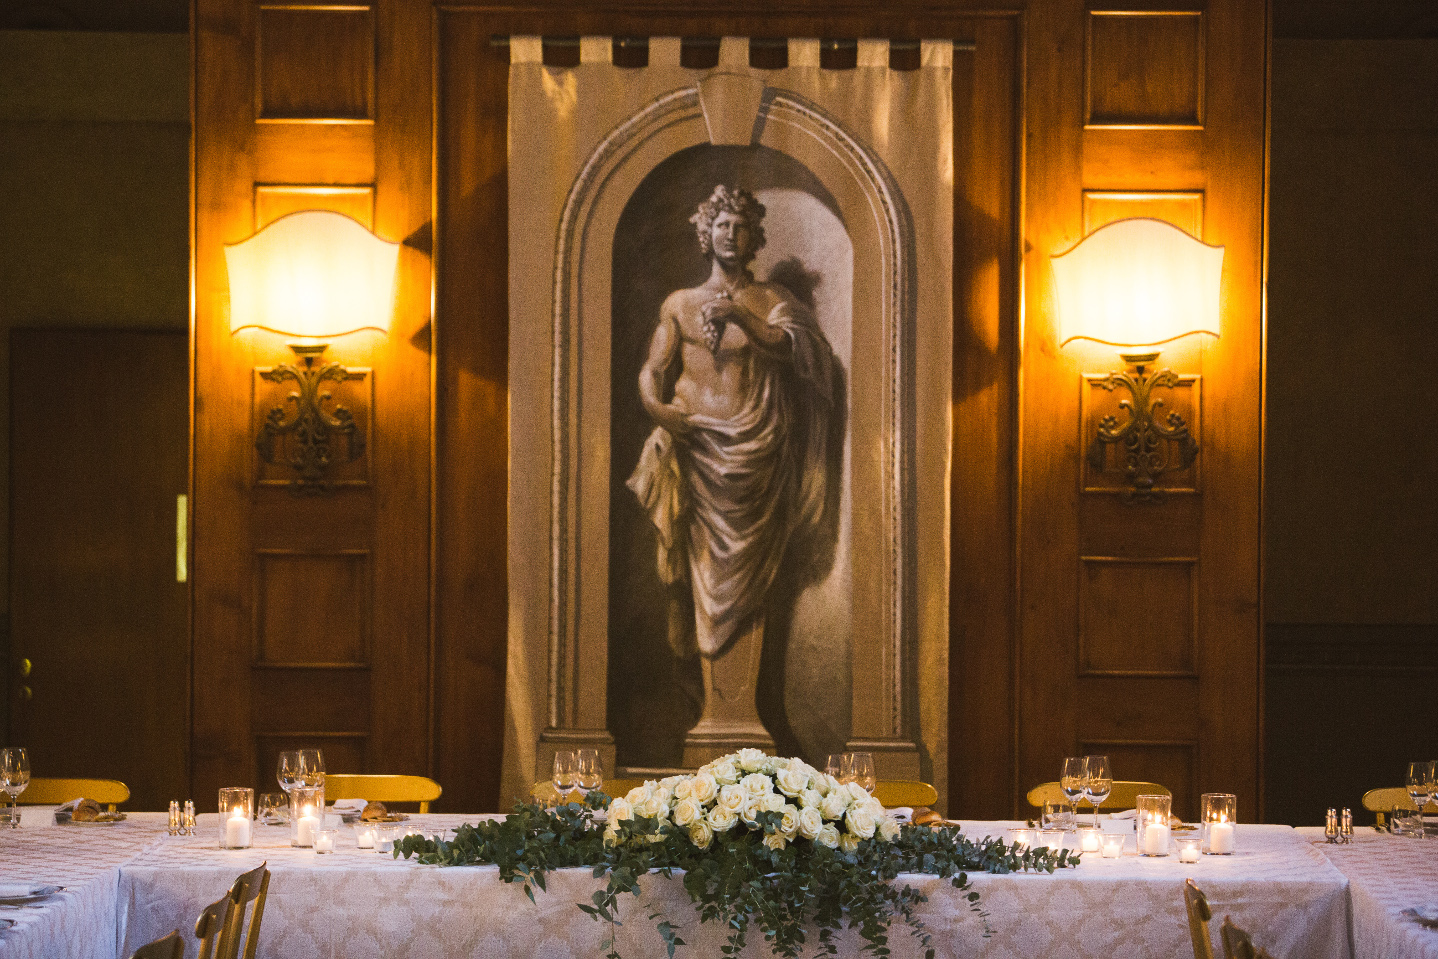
[0,883,59,905]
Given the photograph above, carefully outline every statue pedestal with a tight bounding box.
[682,617,774,767]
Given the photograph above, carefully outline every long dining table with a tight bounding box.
[2,812,1435,959]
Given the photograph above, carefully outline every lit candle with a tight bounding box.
[375,828,395,853]
[1101,835,1125,858]
[1142,817,1170,856]
[354,825,375,849]
[225,806,251,848]
[1178,839,1201,863]
[296,805,319,846]
[1208,817,1235,855]
[314,830,334,854]
[1011,828,1033,850]
[1079,828,1101,853]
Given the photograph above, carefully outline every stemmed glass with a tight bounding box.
[1084,755,1112,828]
[825,754,844,780]
[298,748,325,789]
[553,751,576,804]
[1060,757,1088,829]
[1,747,30,828]
[575,748,602,799]
[847,753,876,793]
[1407,761,1434,838]
[276,750,302,795]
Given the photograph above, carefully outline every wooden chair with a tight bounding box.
[872,780,939,808]
[1026,780,1170,812]
[1362,786,1436,827]
[322,774,442,813]
[1183,879,1215,959]
[193,895,232,959]
[1219,916,1276,959]
[128,930,183,959]
[218,861,270,959]
[18,777,130,807]
[531,777,643,806]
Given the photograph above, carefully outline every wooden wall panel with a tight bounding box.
[1086,12,1204,128]
[255,185,375,229]
[255,551,371,666]
[257,5,375,121]
[1079,558,1197,676]
[1083,189,1203,234]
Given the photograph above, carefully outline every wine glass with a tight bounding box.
[850,753,876,794]
[575,748,603,799]
[1060,757,1088,829]
[298,748,325,788]
[1407,761,1434,838]
[1084,755,1112,829]
[552,751,576,804]
[825,754,844,780]
[276,751,301,794]
[0,747,29,828]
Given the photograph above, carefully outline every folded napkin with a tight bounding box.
[887,807,913,823]
[330,798,367,815]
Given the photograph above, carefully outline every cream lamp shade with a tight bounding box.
[224,210,400,338]
[1052,217,1224,348]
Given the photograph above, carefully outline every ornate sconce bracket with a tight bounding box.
[1086,356,1197,504]
[256,346,365,494]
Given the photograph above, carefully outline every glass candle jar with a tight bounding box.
[1178,838,1201,863]
[1077,826,1101,854]
[289,785,325,847]
[1136,795,1172,857]
[218,788,253,849]
[1010,827,1034,850]
[1101,834,1125,858]
[354,822,377,849]
[314,828,336,854]
[1202,793,1237,855]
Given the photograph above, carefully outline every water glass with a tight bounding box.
[575,748,603,798]
[552,751,576,803]
[825,754,844,779]
[0,747,29,828]
[846,753,876,793]
[1041,801,1072,831]
[258,792,288,824]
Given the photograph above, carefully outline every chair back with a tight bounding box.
[219,861,270,959]
[19,777,130,806]
[872,780,939,809]
[1183,879,1215,959]
[323,774,442,813]
[129,930,183,959]
[1026,780,1170,811]
[194,895,233,959]
[1219,916,1276,959]
[1361,786,1436,813]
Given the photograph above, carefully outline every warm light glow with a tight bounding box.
[224,210,399,338]
[1052,218,1224,348]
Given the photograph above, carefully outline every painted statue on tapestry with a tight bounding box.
[626,185,839,759]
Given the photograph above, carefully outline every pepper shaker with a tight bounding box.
[183,800,196,836]
[1341,807,1353,843]
[1325,807,1339,843]
[168,801,180,836]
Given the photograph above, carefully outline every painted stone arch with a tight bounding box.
[544,71,921,776]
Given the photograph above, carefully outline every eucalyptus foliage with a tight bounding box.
[394,793,1079,959]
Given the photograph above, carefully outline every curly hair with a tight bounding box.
[689,185,766,259]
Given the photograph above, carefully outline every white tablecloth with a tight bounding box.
[1299,827,1438,959]
[0,817,1370,959]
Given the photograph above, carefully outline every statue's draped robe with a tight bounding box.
[628,296,835,658]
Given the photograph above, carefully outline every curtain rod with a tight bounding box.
[489,35,976,53]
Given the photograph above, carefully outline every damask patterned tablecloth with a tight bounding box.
[112,819,1352,959]
[1299,827,1438,959]
[0,813,171,959]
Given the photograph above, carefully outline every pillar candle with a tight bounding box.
[314,831,334,853]
[1079,829,1101,853]
[1208,820,1235,855]
[296,806,319,846]
[226,808,251,848]
[1143,821,1170,855]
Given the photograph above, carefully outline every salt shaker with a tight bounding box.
[183,800,196,836]
[168,801,180,836]
[1325,807,1338,843]
[1340,807,1353,843]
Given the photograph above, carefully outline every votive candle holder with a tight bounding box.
[1077,827,1101,854]
[1010,827,1034,850]
[289,785,325,848]
[1136,795,1172,857]
[1202,793,1237,855]
[1101,834,1125,858]
[1178,838,1201,863]
[218,788,253,849]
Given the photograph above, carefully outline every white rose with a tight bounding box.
[660,775,685,790]
[740,797,762,826]
[741,773,772,797]
[823,774,844,796]
[798,806,824,841]
[775,767,809,797]
[689,772,718,804]
[878,815,901,842]
[672,797,701,828]
[707,803,738,832]
[688,820,714,850]
[708,760,739,785]
[603,826,620,846]
[637,794,669,820]
[736,747,768,772]
[625,784,651,804]
[863,798,884,820]
[839,831,861,854]
[820,790,849,821]
[719,784,747,811]
[607,798,634,826]
[846,804,877,840]
[816,823,841,848]
[762,833,788,851]
[846,782,872,804]
[673,778,694,801]
[653,786,674,807]
[799,788,824,811]
[761,792,786,814]
[778,805,800,838]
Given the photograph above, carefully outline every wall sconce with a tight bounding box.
[225,210,399,493]
[1052,217,1223,503]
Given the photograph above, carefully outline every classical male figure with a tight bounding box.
[627,186,837,759]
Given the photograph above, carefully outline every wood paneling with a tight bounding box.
[255,184,375,229]
[1083,190,1203,235]
[1080,371,1200,493]
[1086,12,1205,128]
[1079,558,1197,676]
[1080,739,1198,819]
[255,551,371,666]
[252,365,372,487]
[257,5,375,121]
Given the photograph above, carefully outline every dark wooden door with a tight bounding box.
[8,328,188,811]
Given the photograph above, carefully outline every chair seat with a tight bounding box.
[1026,780,1170,811]
[1361,787,1437,813]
